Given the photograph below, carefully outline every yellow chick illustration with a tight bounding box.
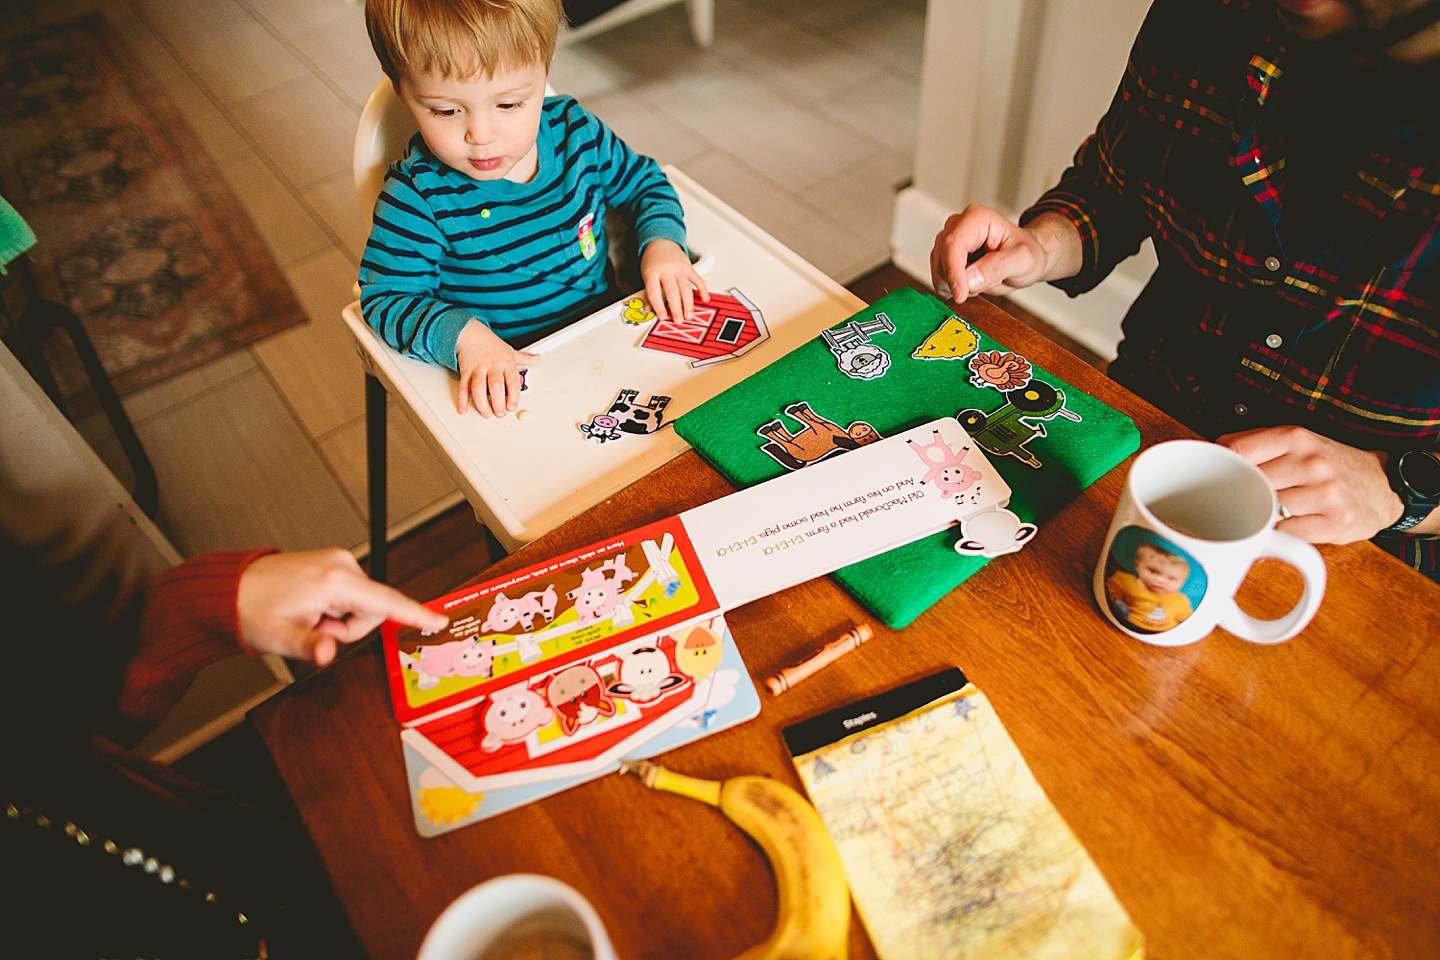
[673,624,721,682]
[622,296,655,326]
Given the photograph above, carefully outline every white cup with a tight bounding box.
[1093,440,1326,646]
[416,874,618,960]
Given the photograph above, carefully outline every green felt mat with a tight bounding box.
[674,288,1140,628]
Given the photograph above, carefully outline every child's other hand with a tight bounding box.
[455,319,538,418]
[641,239,709,323]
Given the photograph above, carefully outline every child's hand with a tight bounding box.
[641,239,709,322]
[455,319,538,418]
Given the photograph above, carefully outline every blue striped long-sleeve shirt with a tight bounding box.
[359,96,687,368]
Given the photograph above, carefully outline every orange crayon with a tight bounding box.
[765,623,874,696]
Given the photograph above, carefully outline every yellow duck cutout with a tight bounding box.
[622,296,656,326]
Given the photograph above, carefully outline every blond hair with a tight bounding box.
[1135,541,1189,574]
[366,0,563,83]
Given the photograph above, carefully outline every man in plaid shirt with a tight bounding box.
[933,0,1440,580]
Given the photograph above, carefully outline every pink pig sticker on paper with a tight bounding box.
[402,638,497,691]
[479,686,554,752]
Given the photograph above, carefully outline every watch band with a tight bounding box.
[1385,450,1440,534]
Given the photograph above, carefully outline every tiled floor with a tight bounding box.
[7,0,924,557]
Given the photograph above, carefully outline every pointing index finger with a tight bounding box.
[333,576,448,634]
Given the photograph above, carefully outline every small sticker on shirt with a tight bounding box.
[578,213,597,261]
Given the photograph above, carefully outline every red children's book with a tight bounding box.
[383,516,756,794]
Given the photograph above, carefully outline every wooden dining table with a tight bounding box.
[251,294,1440,960]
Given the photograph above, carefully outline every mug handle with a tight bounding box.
[1218,531,1327,644]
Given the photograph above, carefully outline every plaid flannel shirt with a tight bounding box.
[1025,0,1440,579]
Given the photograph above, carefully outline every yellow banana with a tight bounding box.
[622,759,850,960]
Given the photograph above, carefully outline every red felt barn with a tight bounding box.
[640,287,768,368]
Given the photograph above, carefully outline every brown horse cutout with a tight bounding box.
[757,402,882,471]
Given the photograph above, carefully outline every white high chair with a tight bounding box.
[347,82,418,582]
[353,81,419,224]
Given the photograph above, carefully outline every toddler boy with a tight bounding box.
[1105,541,1194,633]
[361,0,708,417]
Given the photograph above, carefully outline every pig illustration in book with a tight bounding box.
[908,430,982,498]
[607,646,686,703]
[568,556,637,624]
[547,664,618,735]
[479,686,555,752]
[401,638,497,690]
[480,585,558,634]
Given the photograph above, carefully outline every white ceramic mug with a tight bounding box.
[1093,440,1326,646]
[416,874,618,960]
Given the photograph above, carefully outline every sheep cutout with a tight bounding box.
[954,508,1037,558]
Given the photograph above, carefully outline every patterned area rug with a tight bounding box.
[0,15,307,400]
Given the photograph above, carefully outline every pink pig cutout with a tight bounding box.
[479,687,554,752]
[908,430,982,498]
[405,638,496,690]
[481,584,559,634]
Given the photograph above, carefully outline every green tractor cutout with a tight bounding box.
[956,380,1082,469]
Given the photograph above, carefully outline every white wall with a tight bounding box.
[893,0,1154,358]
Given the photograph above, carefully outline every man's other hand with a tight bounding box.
[1218,426,1409,543]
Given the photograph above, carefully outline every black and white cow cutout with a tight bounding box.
[579,389,673,443]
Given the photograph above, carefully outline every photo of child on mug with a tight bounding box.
[1103,529,1208,634]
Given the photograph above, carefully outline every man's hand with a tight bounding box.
[641,239,709,323]
[1218,426,1408,543]
[455,319,538,418]
[237,550,448,666]
[930,206,1083,303]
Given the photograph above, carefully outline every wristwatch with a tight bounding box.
[1384,450,1440,533]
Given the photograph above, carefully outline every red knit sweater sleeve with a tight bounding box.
[115,548,278,728]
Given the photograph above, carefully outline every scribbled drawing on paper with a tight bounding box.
[794,687,1142,960]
